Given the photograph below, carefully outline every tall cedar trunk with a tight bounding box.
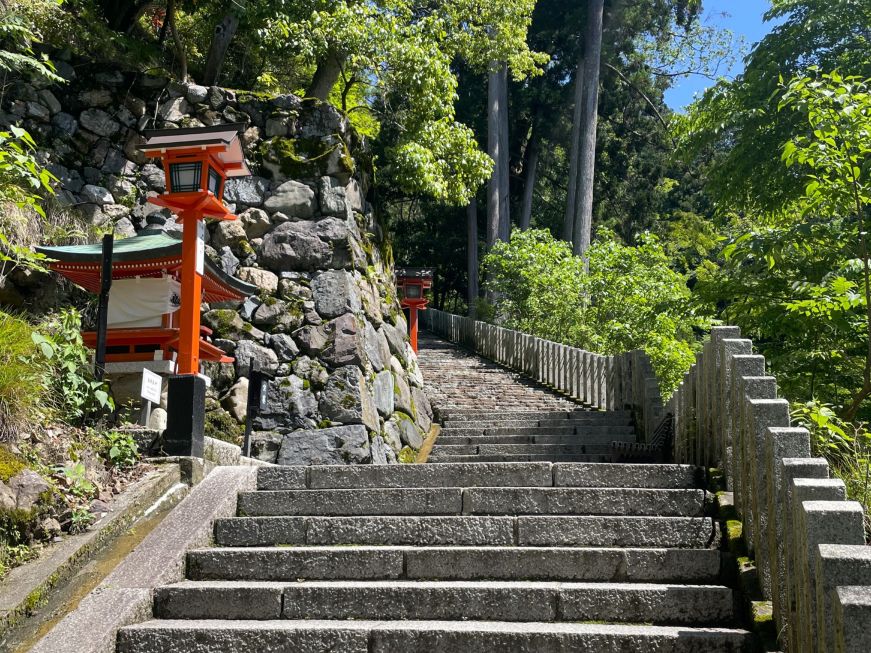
[572,0,604,257]
[307,49,344,100]
[166,0,187,82]
[562,56,585,241]
[519,122,540,230]
[498,63,511,241]
[486,64,502,248]
[467,199,479,318]
[202,13,240,87]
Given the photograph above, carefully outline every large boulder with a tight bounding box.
[236,266,278,295]
[311,269,361,319]
[321,313,365,368]
[263,180,316,217]
[234,340,279,377]
[239,207,272,239]
[277,425,370,465]
[225,177,268,207]
[253,298,303,332]
[384,414,423,450]
[380,323,408,364]
[9,470,50,512]
[364,321,390,372]
[393,373,414,417]
[373,370,395,417]
[319,365,379,432]
[255,375,318,430]
[258,218,354,272]
[221,377,249,423]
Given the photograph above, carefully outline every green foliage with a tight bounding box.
[102,431,139,468]
[32,309,114,424]
[0,312,44,440]
[483,229,709,395]
[0,447,26,481]
[56,462,95,499]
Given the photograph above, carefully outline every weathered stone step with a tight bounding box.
[153,580,735,625]
[214,515,715,548]
[435,433,636,446]
[429,443,614,457]
[441,418,635,432]
[236,487,705,517]
[186,546,722,582]
[256,462,705,491]
[117,620,754,653]
[439,426,636,438]
[440,410,619,421]
[426,454,610,463]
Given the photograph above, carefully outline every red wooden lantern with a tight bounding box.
[396,267,433,352]
[139,123,250,376]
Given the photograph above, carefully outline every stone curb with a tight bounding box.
[29,465,256,653]
[0,465,181,642]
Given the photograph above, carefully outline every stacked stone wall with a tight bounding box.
[0,53,432,465]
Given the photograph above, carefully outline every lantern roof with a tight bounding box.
[140,123,250,178]
[35,227,258,302]
[396,267,435,280]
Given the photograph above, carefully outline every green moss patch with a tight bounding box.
[259,135,354,179]
[0,448,26,482]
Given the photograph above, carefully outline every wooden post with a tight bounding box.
[94,233,114,381]
[409,306,419,353]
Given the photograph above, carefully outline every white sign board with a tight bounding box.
[140,368,162,405]
[195,220,205,276]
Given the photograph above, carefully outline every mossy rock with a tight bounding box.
[0,448,26,482]
[204,401,244,446]
[397,446,417,464]
[259,135,354,180]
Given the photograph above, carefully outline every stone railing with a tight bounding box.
[421,309,665,442]
[669,326,871,652]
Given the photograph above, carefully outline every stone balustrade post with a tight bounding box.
[795,500,864,652]
[727,355,766,492]
[763,427,812,629]
[833,585,871,652]
[815,544,871,652]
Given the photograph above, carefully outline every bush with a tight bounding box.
[0,311,45,440]
[102,431,139,468]
[483,229,709,396]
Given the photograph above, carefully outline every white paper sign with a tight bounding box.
[140,368,162,405]
[195,220,205,276]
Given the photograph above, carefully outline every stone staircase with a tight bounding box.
[116,462,753,652]
[115,332,754,651]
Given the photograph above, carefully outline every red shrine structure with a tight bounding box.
[396,267,433,353]
[35,216,257,371]
[37,123,255,375]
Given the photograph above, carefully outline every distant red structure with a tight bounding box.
[396,268,433,353]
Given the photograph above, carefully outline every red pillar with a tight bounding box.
[409,305,419,353]
[176,209,203,375]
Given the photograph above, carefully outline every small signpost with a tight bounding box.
[243,359,274,458]
[139,368,162,426]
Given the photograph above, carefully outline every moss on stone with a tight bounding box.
[397,446,417,464]
[204,402,244,445]
[317,419,332,429]
[0,448,26,482]
[259,135,354,180]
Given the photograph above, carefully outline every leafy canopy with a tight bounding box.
[483,229,708,395]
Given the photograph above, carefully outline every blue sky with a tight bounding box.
[664,0,777,110]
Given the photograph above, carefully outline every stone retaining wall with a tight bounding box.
[1,52,432,465]
[670,326,871,651]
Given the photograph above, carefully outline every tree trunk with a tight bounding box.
[572,0,604,258]
[166,0,187,83]
[99,0,150,32]
[307,49,344,100]
[486,63,502,249]
[562,55,585,242]
[498,63,511,242]
[202,12,240,87]
[467,199,479,318]
[519,120,540,230]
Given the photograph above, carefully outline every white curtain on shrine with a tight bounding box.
[107,277,181,328]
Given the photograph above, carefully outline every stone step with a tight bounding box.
[439,426,636,438]
[236,487,705,517]
[435,433,636,446]
[214,515,715,548]
[117,620,754,652]
[153,580,735,625]
[426,454,611,463]
[441,418,635,431]
[186,546,723,582]
[256,462,704,491]
[429,444,615,457]
[440,410,622,421]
